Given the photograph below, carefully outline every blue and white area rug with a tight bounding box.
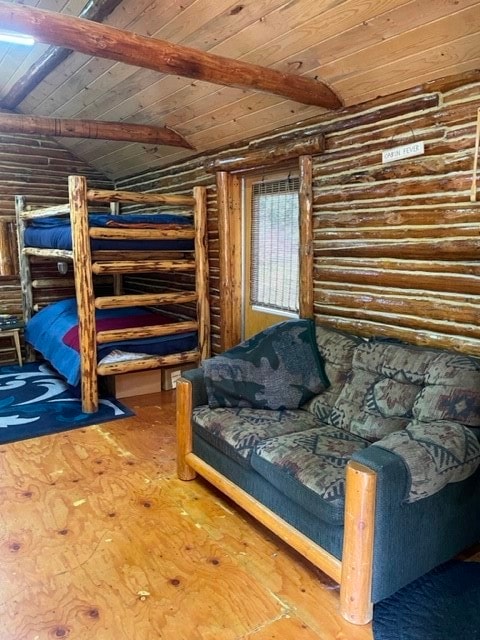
[0,362,134,444]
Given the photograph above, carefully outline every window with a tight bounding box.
[250,176,300,314]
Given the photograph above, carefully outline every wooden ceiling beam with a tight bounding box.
[0,112,193,148]
[0,2,342,110]
[1,0,123,110]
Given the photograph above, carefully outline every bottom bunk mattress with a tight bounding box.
[25,298,197,386]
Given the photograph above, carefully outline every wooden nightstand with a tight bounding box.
[0,322,23,366]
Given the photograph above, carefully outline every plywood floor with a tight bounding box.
[3,387,462,640]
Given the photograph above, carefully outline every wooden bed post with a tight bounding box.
[193,185,210,361]
[176,377,196,480]
[340,460,376,625]
[69,175,98,413]
[15,196,33,325]
[110,201,123,297]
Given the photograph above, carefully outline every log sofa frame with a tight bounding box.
[176,377,376,626]
[16,175,210,413]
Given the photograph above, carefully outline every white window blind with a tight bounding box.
[250,176,300,313]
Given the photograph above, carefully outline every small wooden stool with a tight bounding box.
[0,327,23,366]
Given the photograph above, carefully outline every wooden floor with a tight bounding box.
[2,390,475,640]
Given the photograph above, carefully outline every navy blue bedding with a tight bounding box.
[26,298,197,387]
[24,213,194,251]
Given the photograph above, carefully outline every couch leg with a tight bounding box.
[339,460,376,625]
[176,378,197,481]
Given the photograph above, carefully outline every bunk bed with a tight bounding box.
[15,175,210,413]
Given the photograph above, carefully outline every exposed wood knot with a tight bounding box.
[169,578,181,586]
[57,529,69,536]
[87,608,99,618]
[108,512,116,518]
[53,627,68,637]
[9,542,21,552]
[143,501,152,508]
[22,491,33,498]
[230,4,244,14]
[208,557,220,565]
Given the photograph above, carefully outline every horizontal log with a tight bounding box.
[314,264,480,295]
[314,192,476,211]
[87,188,195,206]
[97,320,198,343]
[204,136,325,173]
[91,249,190,261]
[314,207,480,229]
[20,204,69,219]
[23,248,73,260]
[97,349,200,376]
[314,175,472,206]
[32,278,75,288]
[0,2,342,109]
[313,316,480,357]
[316,155,472,188]
[316,256,480,274]
[89,227,195,240]
[314,238,480,260]
[91,259,196,274]
[315,289,480,325]
[314,304,480,340]
[316,223,480,241]
[95,292,197,309]
[0,113,193,149]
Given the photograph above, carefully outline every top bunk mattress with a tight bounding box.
[24,213,194,251]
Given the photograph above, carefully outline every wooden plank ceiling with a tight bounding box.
[0,0,479,179]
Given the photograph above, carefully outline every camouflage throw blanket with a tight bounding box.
[202,319,329,410]
[373,420,480,502]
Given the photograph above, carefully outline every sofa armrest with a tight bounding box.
[351,445,409,505]
[349,427,480,603]
[181,367,208,408]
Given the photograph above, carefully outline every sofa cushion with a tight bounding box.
[328,340,436,441]
[413,352,480,426]
[305,325,363,422]
[373,420,480,502]
[192,405,320,468]
[251,425,369,525]
[202,319,328,411]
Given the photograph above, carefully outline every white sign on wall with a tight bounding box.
[382,141,425,163]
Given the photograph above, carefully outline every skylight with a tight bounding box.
[0,32,35,46]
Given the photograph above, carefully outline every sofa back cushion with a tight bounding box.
[328,340,439,441]
[202,319,329,411]
[305,325,363,422]
[413,352,480,426]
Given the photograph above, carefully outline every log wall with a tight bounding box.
[0,129,112,363]
[117,71,480,357]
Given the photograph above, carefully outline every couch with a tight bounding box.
[176,321,480,624]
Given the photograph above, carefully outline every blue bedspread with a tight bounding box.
[26,298,197,387]
[25,213,194,251]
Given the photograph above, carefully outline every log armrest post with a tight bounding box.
[176,377,197,481]
[339,460,377,625]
